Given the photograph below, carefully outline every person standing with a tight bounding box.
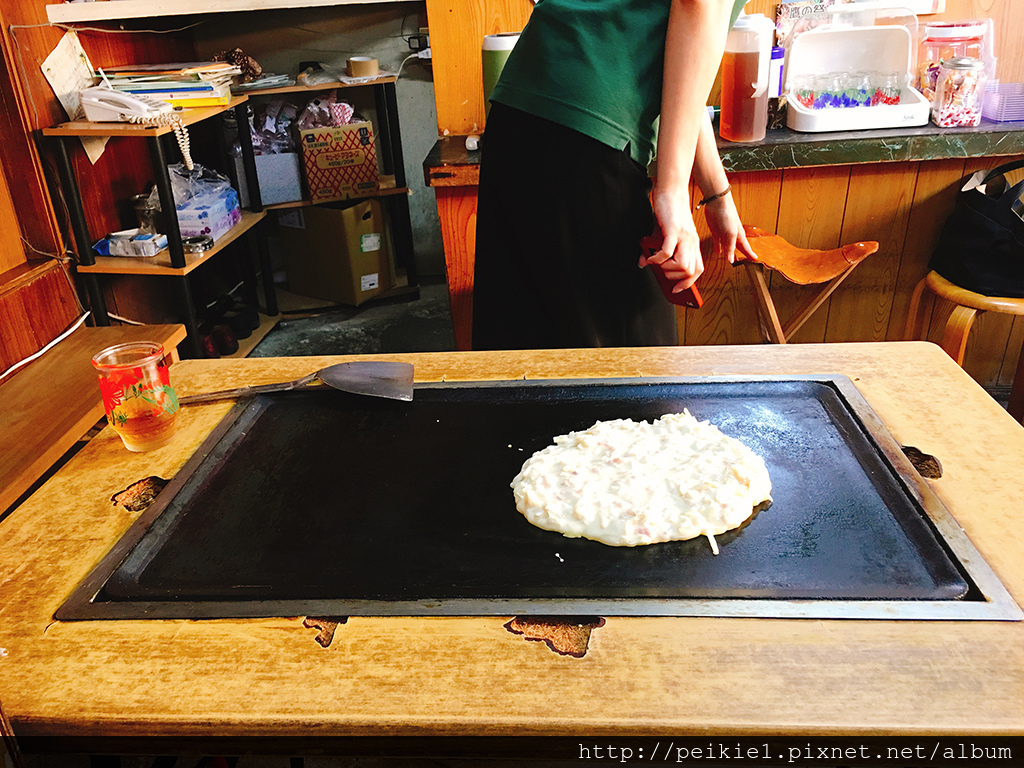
[472,0,756,350]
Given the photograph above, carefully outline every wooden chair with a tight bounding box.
[737,226,880,344]
[905,270,1024,424]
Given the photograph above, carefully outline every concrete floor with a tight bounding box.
[250,279,456,358]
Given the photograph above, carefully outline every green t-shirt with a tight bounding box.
[491,0,748,166]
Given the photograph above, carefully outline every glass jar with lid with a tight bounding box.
[917,21,987,102]
[932,57,986,127]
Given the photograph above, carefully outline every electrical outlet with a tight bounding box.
[408,29,430,53]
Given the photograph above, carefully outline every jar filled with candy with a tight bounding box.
[917,21,986,102]
[932,57,986,127]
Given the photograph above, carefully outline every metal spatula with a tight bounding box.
[179,361,414,404]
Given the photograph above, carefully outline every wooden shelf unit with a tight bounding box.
[42,97,247,138]
[263,177,409,211]
[77,210,267,276]
[236,76,397,97]
[239,75,419,294]
[45,97,275,359]
[46,0,408,23]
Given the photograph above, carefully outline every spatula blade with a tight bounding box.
[318,361,415,401]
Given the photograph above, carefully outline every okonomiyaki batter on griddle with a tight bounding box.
[512,411,772,551]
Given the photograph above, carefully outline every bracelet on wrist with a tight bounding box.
[696,185,731,209]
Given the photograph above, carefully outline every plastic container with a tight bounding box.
[785,26,930,133]
[482,33,519,118]
[932,57,986,127]
[983,82,1024,122]
[917,21,987,102]
[769,46,785,99]
[720,13,773,143]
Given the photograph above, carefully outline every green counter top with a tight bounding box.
[717,119,1024,173]
[424,119,1024,187]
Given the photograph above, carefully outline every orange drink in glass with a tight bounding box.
[92,342,179,452]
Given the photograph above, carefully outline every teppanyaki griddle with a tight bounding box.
[57,376,1022,621]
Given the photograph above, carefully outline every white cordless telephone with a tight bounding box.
[79,86,194,170]
[80,86,171,121]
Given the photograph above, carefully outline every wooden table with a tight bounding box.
[1,342,1023,755]
[0,323,186,517]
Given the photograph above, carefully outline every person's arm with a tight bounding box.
[640,0,735,292]
[691,110,756,265]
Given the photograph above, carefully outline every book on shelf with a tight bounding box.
[151,93,232,108]
[99,61,242,81]
[99,62,236,108]
[111,80,233,107]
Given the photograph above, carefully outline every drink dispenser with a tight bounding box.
[720,13,773,143]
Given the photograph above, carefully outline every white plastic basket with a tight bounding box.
[785,25,930,132]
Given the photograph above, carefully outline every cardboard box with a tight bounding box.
[297,121,379,204]
[278,199,394,306]
[233,153,304,207]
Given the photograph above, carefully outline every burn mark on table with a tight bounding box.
[303,616,348,647]
[901,446,943,479]
[110,476,169,512]
[505,616,606,658]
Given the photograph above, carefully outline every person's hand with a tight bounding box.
[702,191,757,265]
[640,184,704,293]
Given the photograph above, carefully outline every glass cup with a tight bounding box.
[92,342,180,452]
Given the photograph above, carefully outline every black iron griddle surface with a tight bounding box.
[78,378,968,614]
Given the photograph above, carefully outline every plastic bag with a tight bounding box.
[148,164,233,211]
[295,90,355,130]
[296,64,345,87]
[929,159,1024,298]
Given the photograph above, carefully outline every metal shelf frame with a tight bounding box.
[46,99,275,358]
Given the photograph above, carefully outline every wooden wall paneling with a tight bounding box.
[0,262,80,372]
[434,186,478,351]
[0,5,67,257]
[424,0,533,136]
[887,157,967,340]
[685,169,783,347]
[769,165,851,343]
[101,274,180,327]
[0,156,25,274]
[824,161,917,343]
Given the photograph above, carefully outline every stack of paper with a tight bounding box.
[100,61,241,108]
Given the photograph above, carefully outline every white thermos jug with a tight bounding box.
[720,13,773,143]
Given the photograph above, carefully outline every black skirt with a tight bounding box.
[471,103,677,350]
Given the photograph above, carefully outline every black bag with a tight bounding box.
[929,158,1024,298]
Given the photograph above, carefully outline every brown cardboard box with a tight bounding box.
[297,121,380,203]
[278,199,394,306]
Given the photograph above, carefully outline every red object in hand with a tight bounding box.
[640,229,704,309]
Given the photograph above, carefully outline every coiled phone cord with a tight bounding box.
[127,112,194,170]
